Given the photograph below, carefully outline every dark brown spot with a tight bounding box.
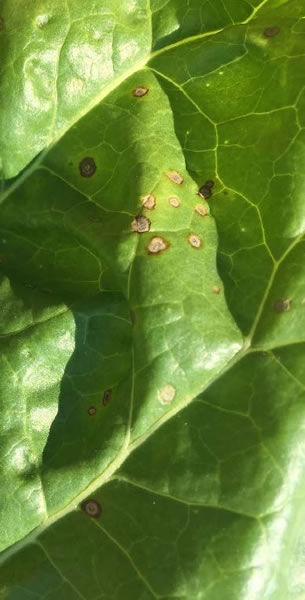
[213,286,221,294]
[147,236,169,255]
[142,194,156,210]
[131,215,151,233]
[205,180,215,188]
[166,171,184,185]
[88,406,96,415]
[130,311,136,327]
[81,499,101,518]
[264,26,280,38]
[132,86,149,98]
[188,233,202,248]
[103,389,112,406]
[197,183,213,199]
[274,298,291,313]
[79,157,96,177]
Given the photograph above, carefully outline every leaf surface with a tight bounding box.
[1,1,305,599]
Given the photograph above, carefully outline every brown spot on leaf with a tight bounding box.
[168,196,180,208]
[131,215,151,233]
[274,298,291,313]
[142,194,156,210]
[132,86,149,97]
[130,311,136,327]
[197,182,213,199]
[159,384,176,405]
[195,204,208,217]
[213,286,221,294]
[147,236,169,255]
[88,406,96,416]
[81,499,101,518]
[166,171,184,185]
[79,157,96,177]
[188,234,202,248]
[103,389,112,406]
[264,26,280,38]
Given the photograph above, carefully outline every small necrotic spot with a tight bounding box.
[81,499,101,518]
[142,194,156,210]
[168,196,180,208]
[36,14,49,27]
[264,26,280,38]
[79,157,96,177]
[198,183,213,199]
[88,406,96,416]
[188,234,202,248]
[130,311,136,327]
[131,215,151,233]
[166,171,184,185]
[159,384,176,405]
[147,236,169,255]
[195,204,208,217]
[213,286,221,294]
[103,389,112,406]
[274,298,291,313]
[132,86,149,97]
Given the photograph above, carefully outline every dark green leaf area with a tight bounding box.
[2,350,305,599]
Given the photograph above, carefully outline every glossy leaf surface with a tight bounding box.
[1,1,305,599]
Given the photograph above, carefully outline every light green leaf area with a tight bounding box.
[1,0,305,598]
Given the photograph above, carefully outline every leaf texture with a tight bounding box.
[0,1,305,599]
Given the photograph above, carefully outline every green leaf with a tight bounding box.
[1,0,305,598]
